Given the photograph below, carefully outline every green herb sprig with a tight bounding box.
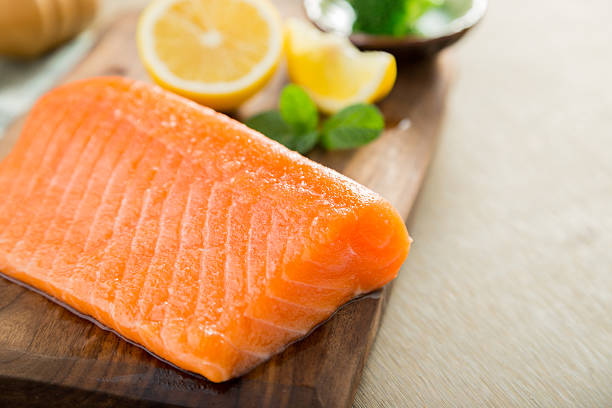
[245,84,384,154]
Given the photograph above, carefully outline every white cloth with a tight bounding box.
[0,31,94,134]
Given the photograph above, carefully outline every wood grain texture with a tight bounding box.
[0,3,451,407]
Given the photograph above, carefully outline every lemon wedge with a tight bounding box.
[285,18,396,114]
[137,0,283,110]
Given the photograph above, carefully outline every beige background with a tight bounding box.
[7,0,612,406]
[356,0,612,406]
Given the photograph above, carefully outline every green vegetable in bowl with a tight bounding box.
[349,0,444,36]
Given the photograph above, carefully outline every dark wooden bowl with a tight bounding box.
[304,0,487,59]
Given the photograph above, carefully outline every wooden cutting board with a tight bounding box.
[0,2,452,407]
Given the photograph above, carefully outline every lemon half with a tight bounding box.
[285,18,397,114]
[137,0,283,110]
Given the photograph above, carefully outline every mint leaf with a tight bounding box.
[321,103,384,150]
[245,111,294,147]
[245,110,320,154]
[280,84,318,134]
[247,86,383,154]
[293,130,319,154]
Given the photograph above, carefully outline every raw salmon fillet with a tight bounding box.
[0,77,411,382]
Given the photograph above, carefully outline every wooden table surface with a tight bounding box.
[6,0,612,406]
